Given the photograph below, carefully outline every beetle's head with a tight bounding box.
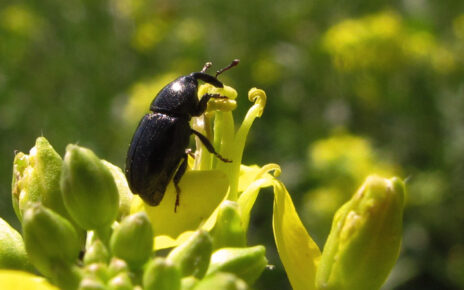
[191,59,240,87]
[150,60,239,116]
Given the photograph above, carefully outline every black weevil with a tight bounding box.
[125,60,239,211]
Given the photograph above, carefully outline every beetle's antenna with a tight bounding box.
[216,59,240,77]
[201,62,213,73]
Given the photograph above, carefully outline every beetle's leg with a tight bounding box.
[194,93,217,116]
[173,153,189,212]
[194,93,229,116]
[185,148,195,159]
[191,129,232,163]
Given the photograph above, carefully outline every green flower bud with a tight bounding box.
[107,272,133,290]
[206,246,267,284]
[84,263,109,284]
[78,277,106,290]
[107,258,129,277]
[110,212,153,269]
[167,230,212,278]
[101,160,133,220]
[84,240,110,265]
[180,276,198,290]
[0,218,32,271]
[211,201,246,250]
[53,264,82,290]
[22,204,80,278]
[61,144,119,230]
[143,258,181,290]
[194,272,249,290]
[12,137,68,221]
[316,176,405,290]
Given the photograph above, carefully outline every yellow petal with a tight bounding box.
[237,178,272,231]
[132,170,229,249]
[0,270,57,290]
[237,165,321,290]
[271,178,321,290]
[237,165,262,193]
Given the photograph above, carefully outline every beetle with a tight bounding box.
[125,60,239,211]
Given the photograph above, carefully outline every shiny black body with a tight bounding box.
[125,71,230,209]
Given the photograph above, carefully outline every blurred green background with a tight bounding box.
[1,0,464,289]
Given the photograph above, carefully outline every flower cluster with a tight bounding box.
[1,83,405,289]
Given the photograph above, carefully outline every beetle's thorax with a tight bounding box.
[151,75,200,118]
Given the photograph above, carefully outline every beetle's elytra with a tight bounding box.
[125,60,239,212]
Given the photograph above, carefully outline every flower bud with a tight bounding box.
[22,203,80,278]
[84,240,110,265]
[316,176,405,290]
[61,144,119,230]
[101,160,133,220]
[78,277,106,290]
[143,258,181,290]
[107,272,132,290]
[194,272,249,290]
[107,258,129,277]
[211,201,246,250]
[84,263,109,284]
[206,246,267,284]
[0,218,32,271]
[12,137,68,221]
[180,276,198,290]
[53,264,82,290]
[167,230,212,278]
[110,212,153,269]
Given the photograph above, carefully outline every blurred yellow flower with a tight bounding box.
[304,132,399,241]
[323,10,456,74]
[131,19,167,52]
[251,58,281,85]
[0,4,43,38]
[123,73,178,124]
[309,132,395,183]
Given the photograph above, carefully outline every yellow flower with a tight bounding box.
[124,79,404,289]
[126,81,322,289]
